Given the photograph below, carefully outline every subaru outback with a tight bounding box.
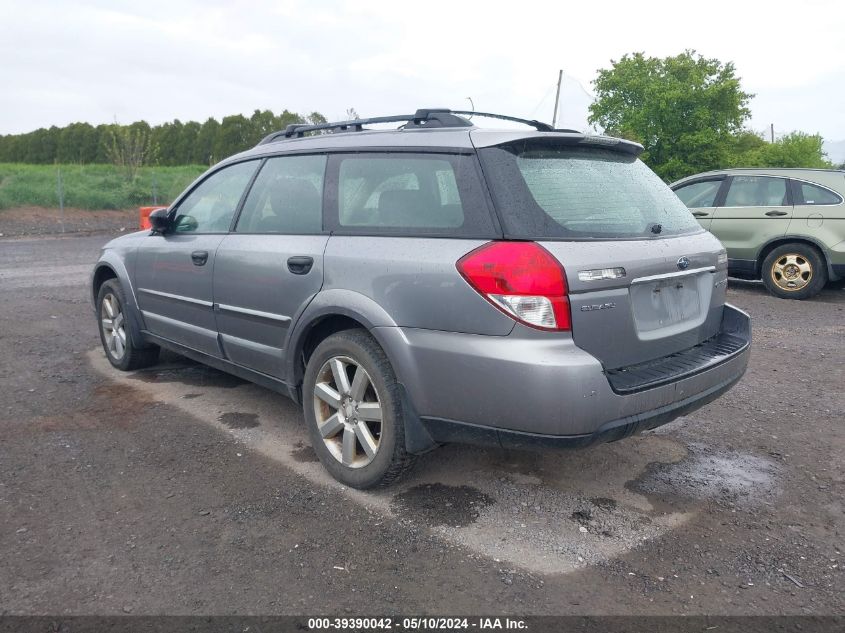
[92,109,751,488]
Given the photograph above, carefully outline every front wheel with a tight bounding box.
[96,279,159,370]
[302,329,414,489]
[761,243,827,300]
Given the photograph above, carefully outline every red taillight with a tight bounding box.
[456,241,571,331]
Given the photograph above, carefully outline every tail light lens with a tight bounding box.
[456,241,571,331]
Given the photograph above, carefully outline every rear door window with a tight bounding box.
[326,153,497,237]
[235,155,326,233]
[724,176,788,207]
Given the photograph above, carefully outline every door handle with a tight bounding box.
[765,210,788,217]
[692,211,710,217]
[287,255,314,275]
[191,250,209,266]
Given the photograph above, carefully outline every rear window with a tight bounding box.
[479,144,701,239]
[338,156,463,228]
[724,176,788,207]
[797,181,842,205]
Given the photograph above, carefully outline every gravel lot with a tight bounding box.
[0,232,842,615]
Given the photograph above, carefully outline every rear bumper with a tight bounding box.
[375,304,750,446]
[420,368,743,450]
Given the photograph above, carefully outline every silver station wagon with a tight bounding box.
[92,109,751,488]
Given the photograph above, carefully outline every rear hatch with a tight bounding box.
[475,134,727,369]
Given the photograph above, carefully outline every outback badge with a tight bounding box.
[581,302,616,312]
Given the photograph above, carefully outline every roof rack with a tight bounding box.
[256,108,565,145]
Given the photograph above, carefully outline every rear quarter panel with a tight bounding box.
[787,201,845,267]
[321,236,515,335]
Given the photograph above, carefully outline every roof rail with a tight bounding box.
[256,108,565,145]
[257,109,467,144]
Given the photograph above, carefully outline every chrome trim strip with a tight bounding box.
[631,266,716,285]
[216,303,291,323]
[138,287,213,307]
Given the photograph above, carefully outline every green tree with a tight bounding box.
[151,120,184,166]
[248,109,278,145]
[178,121,201,164]
[93,124,112,163]
[57,122,97,163]
[22,127,60,163]
[215,114,252,158]
[196,118,220,165]
[277,109,304,130]
[306,111,328,125]
[104,121,156,181]
[758,132,831,168]
[589,50,753,181]
[723,130,832,168]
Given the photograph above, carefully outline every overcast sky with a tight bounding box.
[2,0,844,144]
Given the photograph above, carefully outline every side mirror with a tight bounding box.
[149,208,171,234]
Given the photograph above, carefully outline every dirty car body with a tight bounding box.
[91,109,751,488]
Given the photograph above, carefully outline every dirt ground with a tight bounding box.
[0,206,137,237]
[0,230,842,617]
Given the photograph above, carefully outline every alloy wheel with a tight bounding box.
[100,293,127,360]
[312,356,382,468]
[771,253,812,292]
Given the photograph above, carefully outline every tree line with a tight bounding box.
[1,53,839,181]
[0,109,327,166]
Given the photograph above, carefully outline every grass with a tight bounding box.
[0,163,208,211]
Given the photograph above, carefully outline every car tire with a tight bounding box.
[303,329,414,489]
[761,243,827,300]
[97,279,160,370]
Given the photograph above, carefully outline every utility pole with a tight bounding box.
[770,123,775,143]
[552,69,563,128]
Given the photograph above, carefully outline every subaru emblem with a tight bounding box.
[677,256,691,270]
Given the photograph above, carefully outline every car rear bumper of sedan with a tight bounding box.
[375,304,751,451]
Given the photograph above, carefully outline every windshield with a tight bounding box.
[479,143,701,239]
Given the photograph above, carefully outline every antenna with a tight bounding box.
[552,70,563,128]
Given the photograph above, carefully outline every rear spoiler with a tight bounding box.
[470,130,644,157]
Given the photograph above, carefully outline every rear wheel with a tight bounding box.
[97,279,159,370]
[761,243,827,300]
[303,329,413,489]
